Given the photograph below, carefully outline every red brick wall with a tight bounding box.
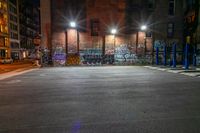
[86,0,126,35]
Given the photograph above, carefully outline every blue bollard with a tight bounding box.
[193,46,197,67]
[173,43,176,68]
[156,47,159,65]
[185,43,189,69]
[163,45,167,66]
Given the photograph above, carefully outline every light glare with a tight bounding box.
[111,29,117,34]
[70,21,76,28]
[141,25,147,31]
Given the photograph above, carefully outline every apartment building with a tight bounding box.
[0,0,10,58]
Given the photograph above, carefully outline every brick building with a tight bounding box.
[8,0,20,60]
[183,0,200,65]
[40,0,185,66]
[0,0,10,59]
[19,0,40,59]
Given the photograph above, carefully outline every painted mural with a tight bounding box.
[52,46,66,66]
[114,44,137,64]
[80,48,102,65]
[66,54,80,65]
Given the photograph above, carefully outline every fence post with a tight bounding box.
[156,47,159,65]
[173,43,176,68]
[163,45,167,66]
[185,43,189,69]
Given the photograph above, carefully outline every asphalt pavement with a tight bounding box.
[0,66,200,133]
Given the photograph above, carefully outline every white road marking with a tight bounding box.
[6,80,21,84]
[0,68,39,81]
[144,66,200,78]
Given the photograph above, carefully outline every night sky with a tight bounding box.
[33,0,40,6]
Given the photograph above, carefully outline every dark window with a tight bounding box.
[169,0,175,16]
[148,0,155,9]
[10,0,17,5]
[90,19,100,36]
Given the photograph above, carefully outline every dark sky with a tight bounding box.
[32,0,40,6]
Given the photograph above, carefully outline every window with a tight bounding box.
[169,0,175,16]
[90,19,100,36]
[10,0,17,5]
[167,22,174,38]
[148,0,155,9]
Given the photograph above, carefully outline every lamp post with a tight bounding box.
[111,28,117,50]
[65,21,80,65]
[110,28,117,64]
[141,25,147,56]
[66,21,79,54]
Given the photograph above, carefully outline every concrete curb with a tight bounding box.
[144,66,200,77]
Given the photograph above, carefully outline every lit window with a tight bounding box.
[167,22,174,37]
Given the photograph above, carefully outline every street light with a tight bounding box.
[141,25,147,31]
[110,28,117,64]
[69,21,76,28]
[111,28,117,35]
[141,25,147,56]
[66,21,79,56]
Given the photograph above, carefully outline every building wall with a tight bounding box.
[0,0,10,58]
[152,0,184,46]
[40,0,51,50]
[8,0,20,60]
[45,0,186,65]
[19,0,40,59]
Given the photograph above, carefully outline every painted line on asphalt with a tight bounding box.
[144,66,200,78]
[0,68,39,81]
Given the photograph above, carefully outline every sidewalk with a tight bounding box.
[0,60,40,80]
[144,65,200,77]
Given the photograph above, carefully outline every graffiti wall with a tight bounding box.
[80,48,102,65]
[114,44,137,64]
[52,32,66,66]
[66,54,80,65]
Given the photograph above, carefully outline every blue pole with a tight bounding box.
[193,45,197,67]
[173,43,176,68]
[185,43,189,69]
[156,47,159,65]
[163,45,167,66]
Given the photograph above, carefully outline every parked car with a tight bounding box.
[0,58,13,64]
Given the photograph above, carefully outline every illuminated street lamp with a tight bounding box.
[141,25,147,31]
[111,28,117,35]
[69,21,76,28]
[140,25,148,56]
[66,21,79,57]
[110,28,117,64]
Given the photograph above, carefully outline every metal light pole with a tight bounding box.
[111,28,117,64]
[141,25,147,57]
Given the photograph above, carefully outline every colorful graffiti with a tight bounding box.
[114,44,137,64]
[52,46,66,66]
[80,48,102,65]
[66,54,80,65]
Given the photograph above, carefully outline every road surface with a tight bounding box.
[0,66,200,133]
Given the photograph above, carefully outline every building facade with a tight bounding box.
[0,0,10,59]
[8,0,20,60]
[41,0,186,66]
[183,0,200,65]
[19,0,40,59]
